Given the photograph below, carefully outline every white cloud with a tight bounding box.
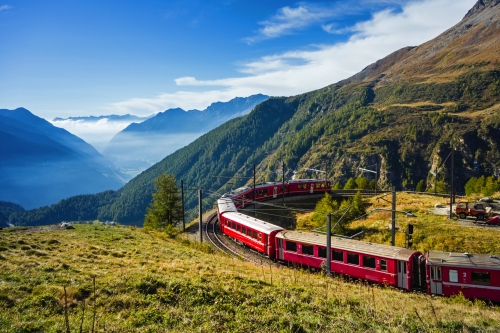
[0,4,12,11]
[50,118,136,152]
[109,0,476,115]
[244,3,338,44]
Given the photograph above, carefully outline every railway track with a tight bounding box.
[205,213,275,266]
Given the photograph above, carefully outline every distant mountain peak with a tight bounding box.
[339,0,500,87]
[465,0,500,18]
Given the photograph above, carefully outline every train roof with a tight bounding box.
[222,211,284,235]
[288,179,327,183]
[276,230,419,261]
[222,179,330,198]
[427,250,500,270]
[217,198,238,214]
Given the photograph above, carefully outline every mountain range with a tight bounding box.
[0,108,125,209]
[53,114,151,123]
[102,94,269,176]
[6,0,500,226]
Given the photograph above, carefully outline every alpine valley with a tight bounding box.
[6,0,500,226]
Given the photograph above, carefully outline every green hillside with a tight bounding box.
[8,1,500,226]
[1,225,499,332]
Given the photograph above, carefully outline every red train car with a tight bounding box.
[223,179,331,209]
[275,231,424,290]
[426,250,500,301]
[217,198,284,258]
[287,179,330,195]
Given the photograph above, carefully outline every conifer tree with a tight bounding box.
[355,177,369,190]
[144,173,183,231]
[310,193,339,227]
[343,177,357,190]
[415,180,426,192]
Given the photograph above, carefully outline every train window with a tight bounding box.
[242,226,247,235]
[318,247,327,258]
[449,270,458,283]
[286,241,297,252]
[302,245,314,256]
[380,260,387,271]
[257,233,262,242]
[430,266,441,280]
[363,256,376,269]
[333,250,343,262]
[256,189,268,196]
[347,253,359,265]
[471,272,490,285]
[231,222,236,229]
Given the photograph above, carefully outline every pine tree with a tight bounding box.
[415,180,426,192]
[310,193,339,228]
[332,182,342,190]
[355,177,369,190]
[484,176,500,196]
[343,177,357,190]
[464,177,477,196]
[144,173,183,231]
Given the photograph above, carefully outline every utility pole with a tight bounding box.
[198,189,203,243]
[253,164,256,216]
[282,160,285,206]
[326,213,331,274]
[181,180,185,232]
[375,160,378,195]
[391,186,396,246]
[434,173,437,195]
[449,147,455,219]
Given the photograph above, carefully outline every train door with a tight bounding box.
[310,184,314,193]
[278,239,284,260]
[397,261,408,289]
[430,266,442,295]
[273,187,277,198]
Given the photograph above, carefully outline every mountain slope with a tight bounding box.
[0,108,125,209]
[53,114,150,122]
[340,0,500,86]
[9,0,500,225]
[103,94,269,177]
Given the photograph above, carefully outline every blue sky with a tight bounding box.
[1,0,475,123]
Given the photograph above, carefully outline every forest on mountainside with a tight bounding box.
[7,68,500,226]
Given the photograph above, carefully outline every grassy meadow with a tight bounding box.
[1,222,500,332]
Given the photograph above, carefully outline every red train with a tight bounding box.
[216,184,500,301]
[222,179,331,209]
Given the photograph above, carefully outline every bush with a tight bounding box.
[415,180,426,192]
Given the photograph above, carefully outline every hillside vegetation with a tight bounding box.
[8,1,500,226]
[1,225,499,332]
[297,192,500,255]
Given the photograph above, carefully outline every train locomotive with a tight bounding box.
[216,180,500,302]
